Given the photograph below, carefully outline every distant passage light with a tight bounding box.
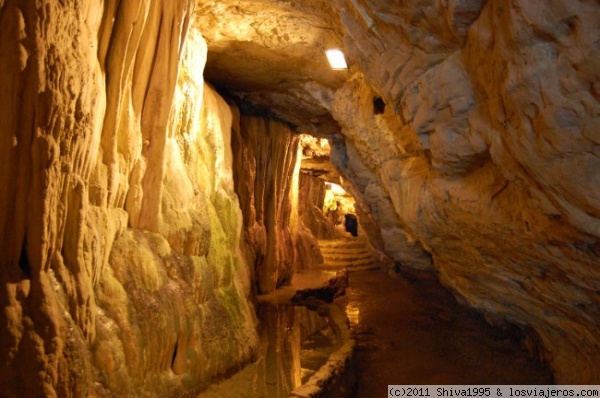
[326,182,347,196]
[326,49,348,70]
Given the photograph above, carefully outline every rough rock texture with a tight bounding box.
[0,2,257,396]
[231,114,302,293]
[294,221,326,271]
[332,0,600,383]
[299,134,341,182]
[298,173,336,241]
[329,131,433,270]
[195,0,346,134]
[297,136,341,242]
[193,0,600,384]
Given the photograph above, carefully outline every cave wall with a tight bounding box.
[331,0,600,383]
[231,113,303,292]
[294,173,329,270]
[329,131,434,270]
[0,1,257,396]
[298,173,336,240]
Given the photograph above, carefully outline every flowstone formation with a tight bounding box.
[231,113,302,293]
[1,2,257,396]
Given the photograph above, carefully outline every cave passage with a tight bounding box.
[195,133,554,397]
[2,1,598,397]
[196,211,554,397]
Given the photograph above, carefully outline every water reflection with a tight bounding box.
[258,303,302,397]
[198,302,339,397]
[256,303,339,396]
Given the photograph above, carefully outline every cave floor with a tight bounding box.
[338,269,554,397]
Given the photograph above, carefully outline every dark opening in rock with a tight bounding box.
[344,214,358,237]
[171,340,179,371]
[373,97,386,115]
[18,239,31,279]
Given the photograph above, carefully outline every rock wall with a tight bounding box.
[0,1,257,396]
[231,113,303,292]
[294,173,329,270]
[298,173,336,240]
[332,0,600,383]
[329,129,433,271]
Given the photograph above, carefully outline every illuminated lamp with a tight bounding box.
[325,49,348,70]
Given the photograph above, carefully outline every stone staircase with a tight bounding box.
[318,237,378,271]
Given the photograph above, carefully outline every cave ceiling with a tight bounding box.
[194,0,347,135]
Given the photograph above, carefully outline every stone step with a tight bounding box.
[317,238,378,272]
[321,259,378,271]
[321,249,368,256]
[319,246,370,254]
[318,239,367,250]
[319,247,370,254]
[322,256,375,266]
[321,253,373,263]
[321,253,371,261]
[319,244,367,252]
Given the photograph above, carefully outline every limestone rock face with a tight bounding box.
[0,2,257,396]
[328,105,434,271]
[231,113,302,293]
[194,0,346,134]
[332,0,600,383]
[298,173,336,241]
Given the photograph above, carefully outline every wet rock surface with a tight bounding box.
[199,268,354,398]
[291,270,349,305]
[341,270,553,394]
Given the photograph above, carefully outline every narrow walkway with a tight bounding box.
[318,238,553,396]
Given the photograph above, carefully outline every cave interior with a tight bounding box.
[0,0,599,396]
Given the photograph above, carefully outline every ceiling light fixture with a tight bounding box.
[325,49,348,70]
